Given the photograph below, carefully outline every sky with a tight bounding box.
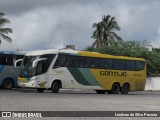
[0,0,160,51]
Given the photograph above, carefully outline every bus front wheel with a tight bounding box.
[37,88,45,93]
[3,79,13,90]
[121,83,130,94]
[51,82,60,93]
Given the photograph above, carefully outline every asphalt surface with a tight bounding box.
[0,88,160,120]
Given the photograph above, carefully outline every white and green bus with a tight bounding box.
[0,51,26,89]
[17,49,146,94]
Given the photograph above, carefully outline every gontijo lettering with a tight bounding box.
[100,71,127,77]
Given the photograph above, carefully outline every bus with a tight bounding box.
[17,49,146,94]
[0,51,26,89]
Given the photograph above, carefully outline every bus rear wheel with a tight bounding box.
[110,83,120,94]
[51,82,60,93]
[95,90,106,94]
[37,88,45,93]
[121,83,130,94]
[3,79,13,90]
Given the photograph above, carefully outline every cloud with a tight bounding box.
[0,2,101,50]
[0,0,160,51]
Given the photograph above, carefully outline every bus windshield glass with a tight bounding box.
[19,54,55,78]
[19,56,38,78]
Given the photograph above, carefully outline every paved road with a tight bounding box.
[0,88,160,120]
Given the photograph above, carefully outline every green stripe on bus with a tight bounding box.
[67,67,90,85]
[78,68,100,86]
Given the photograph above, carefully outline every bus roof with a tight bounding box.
[25,49,59,56]
[78,51,145,61]
[25,49,145,61]
[60,49,145,61]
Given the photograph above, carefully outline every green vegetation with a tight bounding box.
[0,12,12,44]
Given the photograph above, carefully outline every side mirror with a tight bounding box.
[14,59,23,67]
[32,58,47,67]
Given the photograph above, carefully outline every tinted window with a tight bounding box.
[112,59,125,70]
[40,54,55,72]
[136,61,145,71]
[54,55,70,67]
[6,56,13,65]
[15,55,24,66]
[0,55,6,65]
[126,60,136,70]
[100,59,112,69]
[35,61,45,75]
[16,55,24,60]
[86,58,99,68]
[70,56,86,67]
[0,54,15,66]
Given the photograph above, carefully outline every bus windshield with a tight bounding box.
[19,54,56,78]
[19,56,38,78]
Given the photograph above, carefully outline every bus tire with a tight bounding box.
[111,83,120,94]
[37,88,45,93]
[51,82,60,93]
[121,83,130,94]
[95,90,106,94]
[3,79,13,90]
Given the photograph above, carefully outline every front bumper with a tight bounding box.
[18,80,38,88]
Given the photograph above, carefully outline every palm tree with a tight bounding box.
[91,23,103,48]
[92,15,122,48]
[0,12,12,44]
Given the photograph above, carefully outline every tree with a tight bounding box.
[91,15,122,48]
[0,12,12,44]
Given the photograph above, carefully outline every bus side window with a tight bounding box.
[86,58,99,68]
[0,55,7,65]
[136,61,145,71]
[54,55,70,67]
[78,57,86,68]
[126,60,136,71]
[36,61,45,75]
[70,56,85,68]
[6,56,14,66]
[100,59,112,69]
[70,56,79,67]
[54,55,61,67]
[0,55,5,65]
[41,54,55,71]
[61,56,70,67]
[112,59,125,70]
